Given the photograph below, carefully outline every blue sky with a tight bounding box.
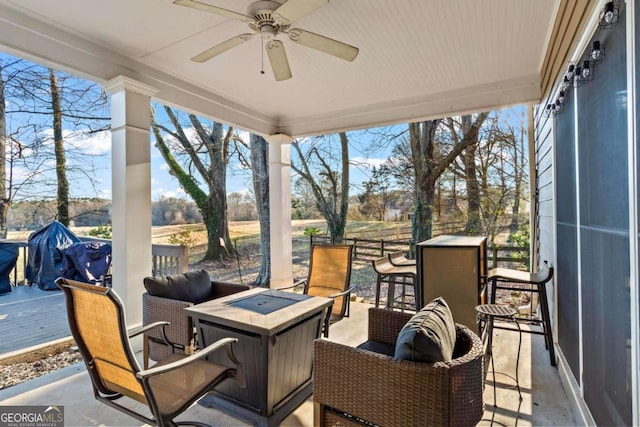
[82,127,393,201]
[23,107,527,202]
[1,51,526,202]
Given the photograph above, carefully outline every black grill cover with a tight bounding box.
[62,241,112,285]
[0,242,19,294]
[25,221,80,290]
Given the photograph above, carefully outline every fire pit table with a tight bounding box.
[185,287,333,427]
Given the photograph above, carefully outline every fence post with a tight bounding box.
[380,239,384,256]
[353,238,358,258]
[177,245,189,274]
[492,246,498,269]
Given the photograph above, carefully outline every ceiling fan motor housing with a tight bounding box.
[247,1,290,39]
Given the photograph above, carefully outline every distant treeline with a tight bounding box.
[7,197,206,231]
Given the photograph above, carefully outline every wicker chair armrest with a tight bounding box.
[142,293,193,347]
[210,281,250,299]
[367,307,413,345]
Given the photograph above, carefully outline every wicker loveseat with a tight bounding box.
[313,306,484,427]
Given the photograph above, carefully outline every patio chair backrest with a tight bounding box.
[307,244,353,318]
[56,278,146,404]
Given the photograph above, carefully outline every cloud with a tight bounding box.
[66,130,111,155]
[350,156,386,169]
[38,128,112,155]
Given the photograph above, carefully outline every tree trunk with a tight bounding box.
[0,65,8,238]
[510,124,525,233]
[410,121,438,242]
[152,110,234,261]
[49,69,69,226]
[250,134,270,287]
[462,115,481,234]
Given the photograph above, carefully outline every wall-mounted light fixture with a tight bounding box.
[591,40,605,63]
[566,63,575,79]
[545,1,617,118]
[573,65,584,87]
[557,90,566,104]
[599,1,619,29]
[544,103,558,118]
[581,60,594,82]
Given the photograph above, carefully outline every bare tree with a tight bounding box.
[152,105,236,260]
[446,115,487,234]
[49,69,70,226]
[291,133,350,240]
[248,134,270,286]
[0,58,109,235]
[410,113,489,242]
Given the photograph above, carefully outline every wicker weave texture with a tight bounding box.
[314,308,484,427]
[143,293,193,361]
[142,281,250,362]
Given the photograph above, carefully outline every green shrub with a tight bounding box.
[508,223,530,260]
[168,230,196,247]
[303,226,322,237]
[88,224,112,239]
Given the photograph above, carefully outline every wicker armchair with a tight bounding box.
[143,278,249,367]
[313,308,484,427]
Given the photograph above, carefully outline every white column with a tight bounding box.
[103,76,158,326]
[266,133,293,288]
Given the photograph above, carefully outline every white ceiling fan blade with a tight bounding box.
[191,33,254,63]
[273,0,328,25]
[266,40,292,81]
[173,0,251,22]
[288,28,359,61]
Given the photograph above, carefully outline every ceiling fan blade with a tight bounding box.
[191,33,254,63]
[273,0,328,25]
[288,28,359,61]
[266,40,292,81]
[173,0,252,22]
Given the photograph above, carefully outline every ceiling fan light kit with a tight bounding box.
[174,0,359,81]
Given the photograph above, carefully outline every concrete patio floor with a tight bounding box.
[0,300,577,426]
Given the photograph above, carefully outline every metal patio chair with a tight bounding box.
[283,244,354,337]
[56,277,244,427]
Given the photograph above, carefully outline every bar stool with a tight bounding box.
[371,257,417,312]
[387,251,416,266]
[487,261,555,366]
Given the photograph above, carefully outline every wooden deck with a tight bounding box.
[0,285,70,355]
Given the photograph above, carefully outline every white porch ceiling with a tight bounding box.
[0,0,559,137]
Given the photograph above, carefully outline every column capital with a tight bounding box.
[265,133,294,145]
[103,75,158,97]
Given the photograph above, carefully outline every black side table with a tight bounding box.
[475,304,523,407]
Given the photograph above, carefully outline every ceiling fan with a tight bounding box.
[174,0,359,81]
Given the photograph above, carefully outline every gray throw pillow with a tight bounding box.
[143,270,212,303]
[394,297,456,363]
